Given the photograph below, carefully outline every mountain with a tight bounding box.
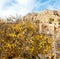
[22,9,60,24]
[21,9,60,58]
[20,9,60,34]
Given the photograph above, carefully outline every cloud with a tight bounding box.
[33,0,60,12]
[0,0,36,17]
[0,0,60,17]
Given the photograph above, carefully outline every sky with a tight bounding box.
[0,0,60,17]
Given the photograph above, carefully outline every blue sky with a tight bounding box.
[0,0,60,17]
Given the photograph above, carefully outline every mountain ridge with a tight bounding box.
[21,9,60,25]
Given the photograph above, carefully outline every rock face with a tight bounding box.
[22,9,60,34]
[21,9,60,59]
[22,9,60,23]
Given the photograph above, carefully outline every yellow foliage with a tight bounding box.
[0,20,52,59]
[30,34,52,54]
[9,33,16,37]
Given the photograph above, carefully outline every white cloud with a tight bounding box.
[17,0,32,5]
[0,0,60,17]
[0,0,36,17]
